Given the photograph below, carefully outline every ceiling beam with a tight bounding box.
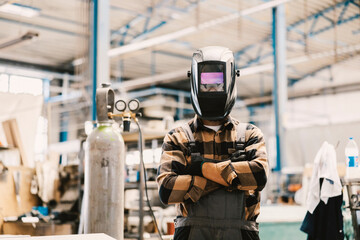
[244,81,360,106]
[0,17,86,37]
[112,43,360,91]
[115,68,187,92]
[235,0,360,69]
[110,0,199,44]
[107,0,292,58]
[0,62,81,81]
[0,58,73,74]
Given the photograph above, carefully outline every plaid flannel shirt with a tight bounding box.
[157,115,268,221]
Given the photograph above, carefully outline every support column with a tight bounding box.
[90,0,110,121]
[139,134,145,240]
[272,5,287,172]
[62,74,69,97]
[59,112,69,165]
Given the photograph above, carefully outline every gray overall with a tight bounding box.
[176,123,259,240]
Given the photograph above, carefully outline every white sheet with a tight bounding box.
[0,92,43,168]
[306,141,342,213]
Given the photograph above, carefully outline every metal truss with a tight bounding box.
[112,0,360,97]
[235,0,360,74]
[289,0,360,39]
[110,0,200,46]
[288,47,359,87]
[288,65,332,87]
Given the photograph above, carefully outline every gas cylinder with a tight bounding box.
[84,83,125,239]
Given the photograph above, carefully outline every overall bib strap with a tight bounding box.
[181,123,200,157]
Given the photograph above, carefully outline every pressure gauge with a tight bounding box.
[128,99,140,112]
[115,100,127,112]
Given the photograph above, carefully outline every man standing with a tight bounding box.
[157,46,268,240]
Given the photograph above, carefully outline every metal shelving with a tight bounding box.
[342,178,360,240]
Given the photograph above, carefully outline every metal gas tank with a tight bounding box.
[84,121,125,239]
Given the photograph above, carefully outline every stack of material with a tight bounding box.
[2,119,29,166]
[0,119,40,233]
[0,166,40,232]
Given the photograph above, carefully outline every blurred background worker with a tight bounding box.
[157,46,269,240]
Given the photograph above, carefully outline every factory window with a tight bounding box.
[0,74,9,92]
[9,75,43,95]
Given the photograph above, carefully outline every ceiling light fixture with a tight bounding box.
[0,3,40,18]
[0,31,39,50]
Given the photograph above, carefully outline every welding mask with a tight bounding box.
[189,46,239,121]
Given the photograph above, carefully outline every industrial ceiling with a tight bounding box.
[0,0,359,100]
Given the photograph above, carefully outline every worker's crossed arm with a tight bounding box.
[157,125,268,204]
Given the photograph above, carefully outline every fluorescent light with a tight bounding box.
[0,3,40,18]
[0,31,39,50]
[72,57,85,66]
